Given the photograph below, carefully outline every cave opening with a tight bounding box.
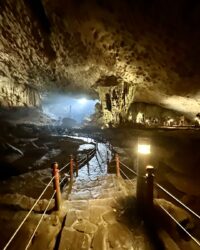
[42,93,99,126]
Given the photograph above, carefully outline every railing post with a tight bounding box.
[52,162,61,211]
[136,153,150,206]
[70,155,74,182]
[75,156,79,177]
[115,153,120,177]
[145,165,154,211]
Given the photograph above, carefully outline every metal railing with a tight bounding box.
[159,204,200,247]
[112,153,200,248]
[59,162,70,172]
[119,160,137,176]
[24,190,56,250]
[156,183,200,221]
[119,167,136,185]
[3,146,97,250]
[155,182,200,247]
[4,146,200,249]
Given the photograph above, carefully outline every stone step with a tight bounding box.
[58,175,155,250]
[59,198,152,250]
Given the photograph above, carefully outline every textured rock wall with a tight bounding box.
[96,75,184,126]
[0,78,40,106]
[0,0,200,119]
[128,102,183,124]
[0,0,48,106]
[98,83,182,127]
[97,78,136,126]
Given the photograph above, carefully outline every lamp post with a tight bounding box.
[136,137,151,206]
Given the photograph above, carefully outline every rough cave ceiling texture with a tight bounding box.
[0,0,200,123]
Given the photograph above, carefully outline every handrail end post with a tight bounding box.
[52,162,61,211]
[145,165,155,212]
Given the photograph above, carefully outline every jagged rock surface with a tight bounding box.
[1,0,200,119]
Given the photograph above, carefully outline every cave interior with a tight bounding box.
[0,0,200,249]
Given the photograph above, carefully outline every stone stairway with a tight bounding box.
[58,174,156,250]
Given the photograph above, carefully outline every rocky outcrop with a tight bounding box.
[97,80,136,126]
[1,0,200,120]
[98,82,187,126]
[0,79,41,106]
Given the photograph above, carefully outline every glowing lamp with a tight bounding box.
[137,138,151,155]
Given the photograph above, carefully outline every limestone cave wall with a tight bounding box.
[128,102,185,124]
[97,76,136,126]
[1,0,200,118]
[0,79,40,106]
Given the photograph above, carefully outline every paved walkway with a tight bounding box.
[59,173,156,249]
[1,138,190,250]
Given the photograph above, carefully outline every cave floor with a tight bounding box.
[58,174,156,250]
[55,142,159,250]
[0,132,199,249]
[0,139,159,250]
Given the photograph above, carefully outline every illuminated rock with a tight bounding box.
[1,0,200,123]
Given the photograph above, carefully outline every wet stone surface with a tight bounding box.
[0,140,161,250]
[59,174,155,250]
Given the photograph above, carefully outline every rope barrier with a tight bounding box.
[88,148,96,157]
[60,174,69,185]
[78,149,96,166]
[120,168,135,186]
[78,152,91,164]
[159,204,200,248]
[59,148,96,173]
[77,148,96,163]
[78,157,87,165]
[25,190,56,250]
[25,170,72,249]
[9,142,200,250]
[3,140,102,249]
[156,183,200,221]
[59,162,70,172]
[3,177,55,250]
[119,161,137,176]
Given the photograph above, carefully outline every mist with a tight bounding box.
[42,93,98,124]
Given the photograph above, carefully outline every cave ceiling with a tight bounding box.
[0,0,200,117]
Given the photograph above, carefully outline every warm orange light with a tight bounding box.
[137,138,151,155]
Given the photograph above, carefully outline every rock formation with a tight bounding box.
[1,0,200,124]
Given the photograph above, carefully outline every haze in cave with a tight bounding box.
[0,1,200,250]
